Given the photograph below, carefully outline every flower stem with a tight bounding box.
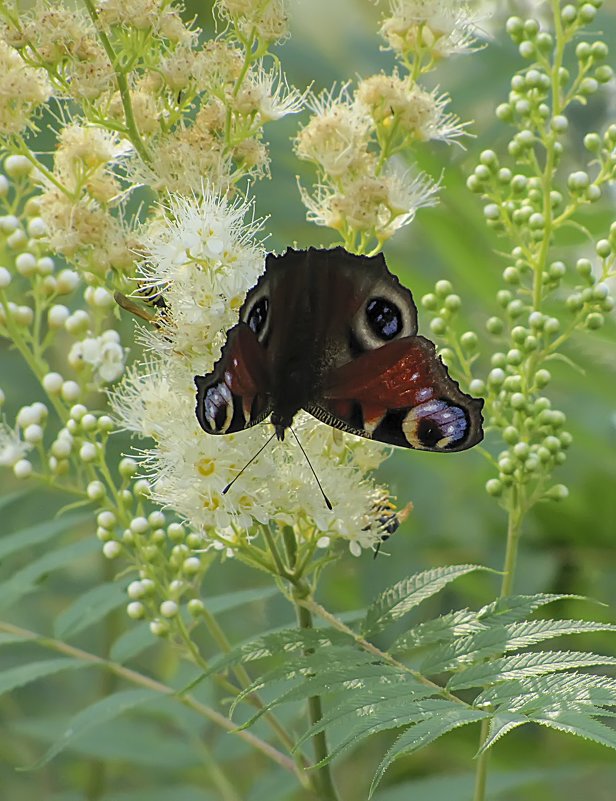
[281,532,340,801]
[473,487,526,800]
[294,589,341,801]
[0,619,301,779]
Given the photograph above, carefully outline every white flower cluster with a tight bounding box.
[68,330,126,384]
[112,192,391,555]
[379,0,480,59]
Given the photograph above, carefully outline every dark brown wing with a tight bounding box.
[308,336,484,452]
[195,323,272,435]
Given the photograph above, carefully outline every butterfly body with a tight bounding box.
[195,247,484,451]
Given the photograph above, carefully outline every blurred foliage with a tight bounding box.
[0,1,615,799]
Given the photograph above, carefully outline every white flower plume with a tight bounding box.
[111,192,394,555]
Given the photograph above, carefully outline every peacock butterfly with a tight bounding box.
[194,247,484,452]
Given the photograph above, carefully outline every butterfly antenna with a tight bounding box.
[289,426,333,511]
[222,432,277,496]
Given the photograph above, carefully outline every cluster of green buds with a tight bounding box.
[421,3,615,520]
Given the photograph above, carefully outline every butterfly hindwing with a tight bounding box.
[195,323,272,435]
[310,335,483,452]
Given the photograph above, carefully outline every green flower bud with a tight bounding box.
[510,393,526,409]
[435,280,453,297]
[421,292,438,310]
[486,316,504,335]
[460,331,478,349]
[545,484,569,501]
[586,312,604,329]
[535,369,551,387]
[486,479,503,497]
[596,239,611,258]
[430,317,447,335]
[503,426,519,444]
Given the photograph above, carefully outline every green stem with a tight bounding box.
[280,532,340,800]
[499,485,525,598]
[473,718,491,801]
[181,607,308,776]
[0,619,301,779]
[81,0,151,165]
[294,589,340,801]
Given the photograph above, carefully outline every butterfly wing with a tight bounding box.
[195,323,272,435]
[308,335,484,451]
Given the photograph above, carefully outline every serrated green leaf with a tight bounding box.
[295,674,433,748]
[476,671,616,709]
[54,581,126,640]
[477,713,529,753]
[0,538,99,610]
[0,512,89,561]
[448,650,616,691]
[0,658,87,696]
[477,594,584,626]
[392,609,484,653]
[420,625,510,674]
[532,711,616,751]
[201,628,353,680]
[110,621,155,663]
[245,663,413,732]
[230,645,375,716]
[363,565,485,636]
[420,618,616,675]
[503,619,616,651]
[323,699,464,768]
[23,688,159,770]
[370,708,488,797]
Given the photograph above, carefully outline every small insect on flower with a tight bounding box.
[366,496,414,557]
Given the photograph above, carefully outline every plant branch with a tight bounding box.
[0,619,302,780]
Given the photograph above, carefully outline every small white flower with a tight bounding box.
[112,191,397,556]
[0,422,31,466]
[380,0,480,59]
[295,84,372,178]
[247,66,306,122]
[69,332,126,384]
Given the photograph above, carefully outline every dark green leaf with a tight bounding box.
[110,621,155,663]
[363,565,485,635]
[448,651,616,691]
[54,581,126,639]
[370,708,488,796]
[0,512,89,561]
[532,711,616,751]
[0,539,99,610]
[23,688,159,770]
[392,609,484,653]
[0,658,87,696]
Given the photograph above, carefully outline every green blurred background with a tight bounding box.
[1,1,615,799]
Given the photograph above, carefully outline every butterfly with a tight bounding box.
[194,246,484,452]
